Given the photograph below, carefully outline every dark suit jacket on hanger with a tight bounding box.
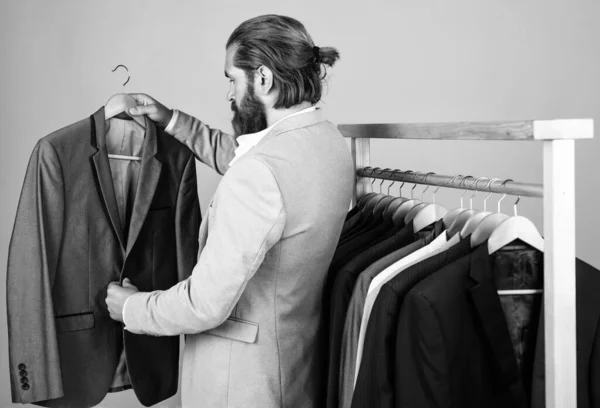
[6,107,200,407]
[394,243,535,408]
[351,235,473,408]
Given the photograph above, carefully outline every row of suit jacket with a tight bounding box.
[6,107,201,407]
[323,199,600,408]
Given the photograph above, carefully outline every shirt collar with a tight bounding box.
[229,106,317,167]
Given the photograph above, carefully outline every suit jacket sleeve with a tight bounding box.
[6,140,65,403]
[168,110,237,175]
[175,154,201,281]
[123,157,286,335]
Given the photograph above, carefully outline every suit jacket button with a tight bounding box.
[22,384,30,390]
[19,370,27,377]
[18,364,26,370]
[20,377,28,384]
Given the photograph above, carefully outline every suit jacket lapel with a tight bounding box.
[125,115,162,256]
[91,108,125,250]
[468,244,527,403]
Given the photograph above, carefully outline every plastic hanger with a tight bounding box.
[459,178,501,237]
[105,65,145,162]
[442,175,473,229]
[404,173,435,224]
[487,195,544,253]
[412,177,448,233]
[360,168,391,215]
[391,172,422,227]
[470,179,512,247]
[381,170,408,222]
[447,177,488,237]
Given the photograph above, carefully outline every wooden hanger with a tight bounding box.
[105,65,145,162]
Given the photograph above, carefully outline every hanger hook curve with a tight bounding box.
[483,178,502,212]
[112,64,130,87]
[388,169,402,195]
[497,178,513,213]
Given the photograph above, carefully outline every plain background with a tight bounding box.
[1,1,599,407]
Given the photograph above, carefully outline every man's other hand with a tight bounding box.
[106,278,140,323]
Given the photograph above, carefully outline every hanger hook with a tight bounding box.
[112,64,131,87]
[469,177,489,210]
[387,169,402,195]
[370,167,381,192]
[410,171,422,199]
[458,175,474,208]
[482,178,502,212]
[400,170,414,196]
[497,178,513,213]
[420,172,435,201]
[379,168,392,194]
[514,194,521,216]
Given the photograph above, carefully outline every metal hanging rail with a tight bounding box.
[357,167,543,197]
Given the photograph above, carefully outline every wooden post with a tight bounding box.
[543,139,577,407]
[351,138,370,205]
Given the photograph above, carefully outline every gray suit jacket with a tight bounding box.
[124,108,355,407]
[6,108,200,407]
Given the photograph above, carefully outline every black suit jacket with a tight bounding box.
[394,243,535,408]
[530,258,600,408]
[351,235,473,408]
[326,221,442,408]
[6,107,201,407]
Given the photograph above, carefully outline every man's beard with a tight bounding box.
[231,81,268,137]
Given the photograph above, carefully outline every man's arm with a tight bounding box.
[165,109,237,175]
[122,157,286,335]
[128,93,237,175]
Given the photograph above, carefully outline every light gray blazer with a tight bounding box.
[124,108,354,407]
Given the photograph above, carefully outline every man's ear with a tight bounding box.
[255,65,274,95]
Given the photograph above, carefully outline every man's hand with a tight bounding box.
[106,278,140,323]
[128,93,174,128]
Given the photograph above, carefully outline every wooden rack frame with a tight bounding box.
[338,119,594,408]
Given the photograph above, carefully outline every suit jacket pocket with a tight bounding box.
[55,312,95,333]
[205,316,258,344]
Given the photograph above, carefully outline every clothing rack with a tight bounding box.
[338,119,593,408]
[356,168,544,198]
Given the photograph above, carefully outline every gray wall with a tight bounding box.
[1,0,599,406]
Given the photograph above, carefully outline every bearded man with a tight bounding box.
[106,14,353,408]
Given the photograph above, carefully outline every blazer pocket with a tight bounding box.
[205,316,259,344]
[55,312,95,333]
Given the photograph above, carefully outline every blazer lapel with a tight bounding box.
[125,115,162,256]
[468,244,528,403]
[91,108,125,250]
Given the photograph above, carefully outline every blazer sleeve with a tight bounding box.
[123,156,286,335]
[6,139,65,404]
[174,154,201,281]
[168,110,237,175]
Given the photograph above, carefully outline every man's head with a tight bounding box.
[224,14,340,136]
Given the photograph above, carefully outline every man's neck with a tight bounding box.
[265,101,313,127]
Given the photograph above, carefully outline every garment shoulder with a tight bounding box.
[224,156,282,192]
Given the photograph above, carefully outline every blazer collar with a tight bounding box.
[468,243,528,403]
